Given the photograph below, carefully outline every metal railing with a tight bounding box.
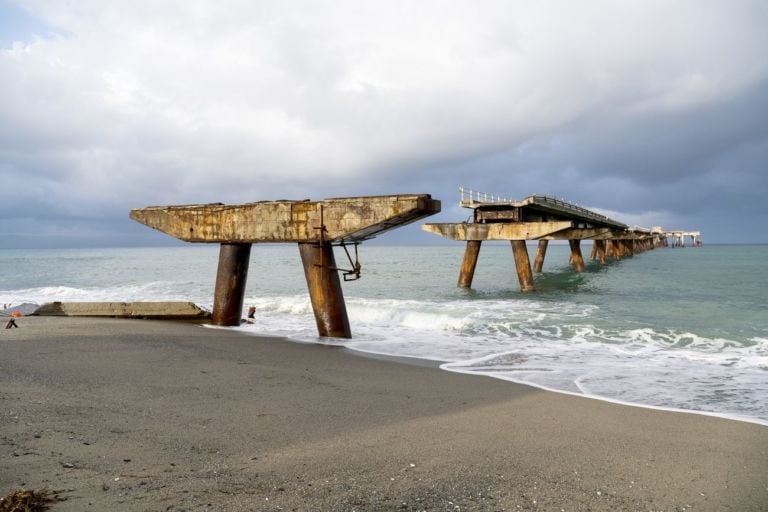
[459,187,512,205]
[528,194,605,219]
[459,187,628,227]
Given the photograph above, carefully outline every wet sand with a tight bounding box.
[1,316,766,511]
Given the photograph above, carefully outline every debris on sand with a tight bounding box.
[0,489,65,512]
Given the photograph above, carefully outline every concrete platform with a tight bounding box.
[33,302,210,320]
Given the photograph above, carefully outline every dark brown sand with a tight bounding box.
[1,317,766,511]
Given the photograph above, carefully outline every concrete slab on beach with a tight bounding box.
[33,301,210,320]
[1,317,766,511]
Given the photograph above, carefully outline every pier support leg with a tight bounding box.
[595,240,607,265]
[458,240,482,288]
[511,241,535,292]
[610,240,621,260]
[533,240,549,273]
[299,242,352,338]
[589,242,597,260]
[569,240,586,272]
[212,243,252,326]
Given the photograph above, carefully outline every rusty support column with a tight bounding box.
[589,242,597,260]
[212,242,252,326]
[511,241,535,292]
[299,242,351,338]
[569,239,586,272]
[458,240,482,288]
[595,240,607,265]
[533,239,549,273]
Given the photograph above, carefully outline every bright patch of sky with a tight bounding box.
[0,1,53,48]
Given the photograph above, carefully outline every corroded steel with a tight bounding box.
[212,243,251,326]
[610,240,622,260]
[458,240,482,288]
[511,241,535,292]
[533,240,548,273]
[569,240,586,272]
[595,240,607,265]
[299,242,351,338]
[131,194,441,243]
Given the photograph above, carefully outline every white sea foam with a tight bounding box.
[0,282,207,304]
[227,294,768,424]
[3,279,767,425]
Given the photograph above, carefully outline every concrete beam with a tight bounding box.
[422,221,573,241]
[421,223,660,242]
[131,194,440,243]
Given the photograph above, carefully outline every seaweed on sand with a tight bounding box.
[0,489,66,512]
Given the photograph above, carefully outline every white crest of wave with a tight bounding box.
[0,282,203,304]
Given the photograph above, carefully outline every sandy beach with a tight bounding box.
[1,317,766,511]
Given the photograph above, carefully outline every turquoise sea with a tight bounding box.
[1,243,767,425]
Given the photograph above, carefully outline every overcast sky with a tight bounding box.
[1,0,767,248]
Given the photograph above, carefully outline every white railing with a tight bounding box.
[459,186,512,204]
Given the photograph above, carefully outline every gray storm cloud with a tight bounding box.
[1,0,767,247]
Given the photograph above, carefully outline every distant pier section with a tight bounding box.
[132,195,440,338]
[423,188,700,292]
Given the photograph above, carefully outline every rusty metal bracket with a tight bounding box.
[311,205,362,281]
[332,241,362,281]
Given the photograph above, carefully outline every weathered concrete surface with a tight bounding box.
[422,221,573,241]
[34,302,210,320]
[130,194,440,243]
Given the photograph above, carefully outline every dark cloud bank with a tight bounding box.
[1,1,767,248]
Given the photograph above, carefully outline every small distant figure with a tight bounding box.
[247,306,256,324]
[5,311,21,329]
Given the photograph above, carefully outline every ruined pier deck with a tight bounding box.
[423,189,695,292]
[132,195,440,337]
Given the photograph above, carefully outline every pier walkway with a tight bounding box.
[423,188,699,292]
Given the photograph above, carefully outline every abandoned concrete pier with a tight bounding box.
[423,189,700,292]
[131,195,441,337]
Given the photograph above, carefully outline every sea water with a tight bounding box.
[1,244,766,425]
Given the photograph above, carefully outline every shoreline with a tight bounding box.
[231,326,768,429]
[2,317,768,510]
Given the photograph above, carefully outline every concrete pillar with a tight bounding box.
[533,240,549,273]
[595,239,607,265]
[610,240,621,260]
[212,243,252,326]
[299,242,351,338]
[627,240,635,256]
[458,240,482,288]
[569,239,586,272]
[511,241,535,292]
[589,242,598,260]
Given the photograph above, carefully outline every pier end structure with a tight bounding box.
[423,191,676,292]
[131,194,441,337]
